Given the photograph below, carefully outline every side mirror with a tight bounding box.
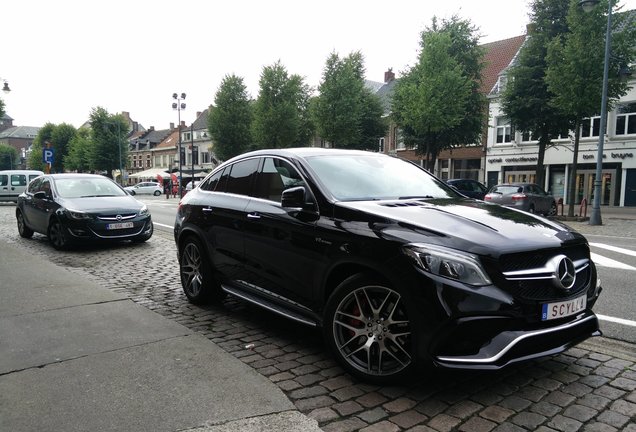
[33,191,48,199]
[281,186,306,208]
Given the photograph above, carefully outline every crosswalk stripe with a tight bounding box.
[597,314,636,327]
[591,252,636,270]
[590,243,636,257]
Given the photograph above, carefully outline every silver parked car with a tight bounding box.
[124,182,163,196]
[485,183,557,216]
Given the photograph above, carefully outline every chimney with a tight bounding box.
[180,120,186,128]
[384,68,395,83]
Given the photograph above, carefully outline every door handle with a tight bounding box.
[247,213,261,219]
[202,207,213,213]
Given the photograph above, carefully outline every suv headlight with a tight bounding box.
[65,209,93,220]
[402,244,492,286]
[139,205,149,216]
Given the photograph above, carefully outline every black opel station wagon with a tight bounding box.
[174,148,601,383]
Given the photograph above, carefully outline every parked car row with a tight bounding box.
[10,154,597,383]
[446,179,557,216]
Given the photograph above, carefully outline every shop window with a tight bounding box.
[616,102,636,135]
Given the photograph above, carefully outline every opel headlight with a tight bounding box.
[139,205,149,216]
[402,244,492,286]
[65,209,93,220]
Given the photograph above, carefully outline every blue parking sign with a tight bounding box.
[42,148,54,164]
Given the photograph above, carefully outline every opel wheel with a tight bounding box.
[324,274,416,383]
[48,219,69,250]
[16,210,34,238]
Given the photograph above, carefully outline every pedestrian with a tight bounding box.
[172,182,178,198]
[165,181,171,199]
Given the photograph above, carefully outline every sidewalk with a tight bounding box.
[0,239,320,432]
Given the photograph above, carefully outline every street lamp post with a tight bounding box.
[1,80,10,93]
[172,92,186,198]
[104,121,124,186]
[580,0,612,226]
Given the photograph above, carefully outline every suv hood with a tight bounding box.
[337,198,583,256]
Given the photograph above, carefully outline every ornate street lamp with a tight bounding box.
[1,80,10,93]
[172,92,186,198]
[580,0,612,225]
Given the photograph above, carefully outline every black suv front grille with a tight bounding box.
[491,244,592,302]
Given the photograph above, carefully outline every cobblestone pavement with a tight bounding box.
[2,203,635,432]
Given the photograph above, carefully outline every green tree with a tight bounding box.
[502,0,572,189]
[50,123,77,173]
[0,98,5,120]
[392,16,484,170]
[546,0,635,216]
[208,74,253,161]
[29,123,55,171]
[0,144,18,170]
[64,127,93,172]
[89,107,129,179]
[252,61,314,149]
[313,51,385,149]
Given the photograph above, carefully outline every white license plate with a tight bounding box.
[106,222,134,230]
[541,295,587,321]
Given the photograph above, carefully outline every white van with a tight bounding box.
[0,170,44,202]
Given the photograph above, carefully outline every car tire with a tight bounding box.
[153,190,161,196]
[48,218,69,250]
[129,190,136,195]
[179,235,225,304]
[323,273,418,384]
[547,201,557,217]
[528,205,535,214]
[16,210,34,238]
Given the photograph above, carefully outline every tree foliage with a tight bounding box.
[0,98,5,120]
[89,107,129,179]
[64,127,93,172]
[252,61,314,149]
[313,51,386,149]
[29,123,55,171]
[0,143,18,170]
[545,0,635,215]
[208,74,253,162]
[501,0,572,188]
[392,16,485,170]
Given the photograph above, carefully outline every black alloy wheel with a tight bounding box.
[16,210,34,238]
[548,202,557,216]
[324,274,416,383]
[48,219,69,250]
[179,236,225,304]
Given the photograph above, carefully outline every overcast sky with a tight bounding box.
[3,0,636,131]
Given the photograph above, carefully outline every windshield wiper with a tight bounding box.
[398,195,434,200]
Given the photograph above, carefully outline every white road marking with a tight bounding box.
[153,222,173,229]
[597,314,636,328]
[590,252,636,271]
[590,243,636,257]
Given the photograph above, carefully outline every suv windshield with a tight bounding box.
[305,154,455,201]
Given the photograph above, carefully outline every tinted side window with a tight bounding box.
[200,169,224,192]
[225,159,259,196]
[0,175,7,187]
[28,177,42,193]
[254,158,304,202]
